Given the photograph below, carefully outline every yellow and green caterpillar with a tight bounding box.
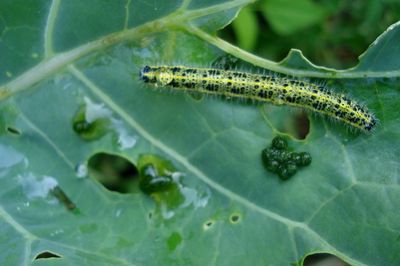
[140,65,377,132]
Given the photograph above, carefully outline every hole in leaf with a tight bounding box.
[293,111,310,140]
[229,213,241,224]
[88,152,139,193]
[6,126,21,136]
[34,251,62,260]
[203,219,215,230]
[303,253,350,266]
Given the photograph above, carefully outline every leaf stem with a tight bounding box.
[184,24,400,79]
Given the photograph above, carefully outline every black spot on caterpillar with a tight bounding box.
[139,65,377,132]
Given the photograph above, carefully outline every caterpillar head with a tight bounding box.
[140,66,173,87]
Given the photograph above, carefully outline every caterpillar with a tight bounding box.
[139,65,377,132]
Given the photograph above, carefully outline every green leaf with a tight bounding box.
[352,21,400,72]
[1,1,400,265]
[261,0,327,35]
[232,6,258,51]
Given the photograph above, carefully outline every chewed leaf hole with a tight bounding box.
[34,251,62,260]
[229,213,241,224]
[203,219,215,230]
[88,152,139,194]
[303,253,350,266]
[6,126,21,136]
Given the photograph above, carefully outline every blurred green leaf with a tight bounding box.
[0,0,400,266]
[261,0,327,35]
[232,5,258,51]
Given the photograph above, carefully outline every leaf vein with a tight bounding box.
[44,0,61,57]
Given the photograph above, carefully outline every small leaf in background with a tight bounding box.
[232,5,259,51]
[261,0,327,35]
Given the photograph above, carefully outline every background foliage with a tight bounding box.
[227,0,400,68]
